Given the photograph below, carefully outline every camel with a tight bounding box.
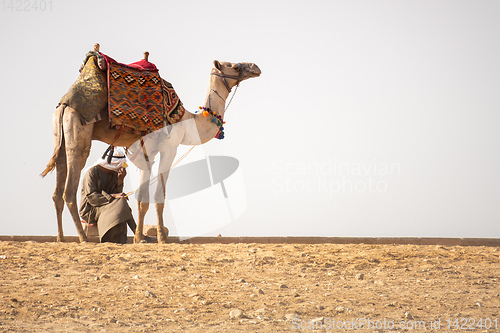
[41,48,261,243]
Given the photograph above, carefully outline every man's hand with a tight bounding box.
[111,193,129,200]
[117,167,127,185]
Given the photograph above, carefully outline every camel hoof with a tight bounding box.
[156,226,168,244]
[134,237,144,244]
[158,233,168,244]
[57,236,65,243]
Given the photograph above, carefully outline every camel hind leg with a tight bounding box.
[47,104,68,242]
[63,158,89,243]
[53,140,67,242]
[61,107,93,242]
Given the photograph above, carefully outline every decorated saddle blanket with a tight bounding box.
[59,51,185,134]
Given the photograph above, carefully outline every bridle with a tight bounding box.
[210,63,243,93]
[209,63,243,111]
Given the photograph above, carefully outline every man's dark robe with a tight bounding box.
[79,165,134,243]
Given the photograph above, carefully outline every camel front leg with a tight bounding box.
[154,147,177,244]
[134,167,152,243]
[155,202,169,243]
[135,201,149,243]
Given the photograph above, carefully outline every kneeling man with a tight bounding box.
[79,148,136,243]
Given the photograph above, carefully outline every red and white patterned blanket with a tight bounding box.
[103,54,185,135]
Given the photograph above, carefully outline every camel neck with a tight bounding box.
[203,75,230,116]
[180,75,230,145]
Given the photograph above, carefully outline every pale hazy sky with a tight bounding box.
[1,0,499,237]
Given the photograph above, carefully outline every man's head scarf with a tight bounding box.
[97,147,128,171]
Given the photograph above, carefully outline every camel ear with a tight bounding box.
[214,60,222,70]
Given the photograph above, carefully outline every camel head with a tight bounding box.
[211,60,261,91]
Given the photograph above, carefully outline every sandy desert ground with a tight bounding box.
[0,240,499,332]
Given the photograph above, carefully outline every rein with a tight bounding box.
[210,64,243,107]
[198,64,244,139]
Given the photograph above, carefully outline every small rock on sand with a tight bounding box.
[229,309,244,319]
[285,313,299,321]
[335,306,345,313]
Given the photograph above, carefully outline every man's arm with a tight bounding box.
[110,167,128,200]
[81,168,115,206]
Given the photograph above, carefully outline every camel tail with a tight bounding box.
[41,105,65,178]
[41,156,57,178]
